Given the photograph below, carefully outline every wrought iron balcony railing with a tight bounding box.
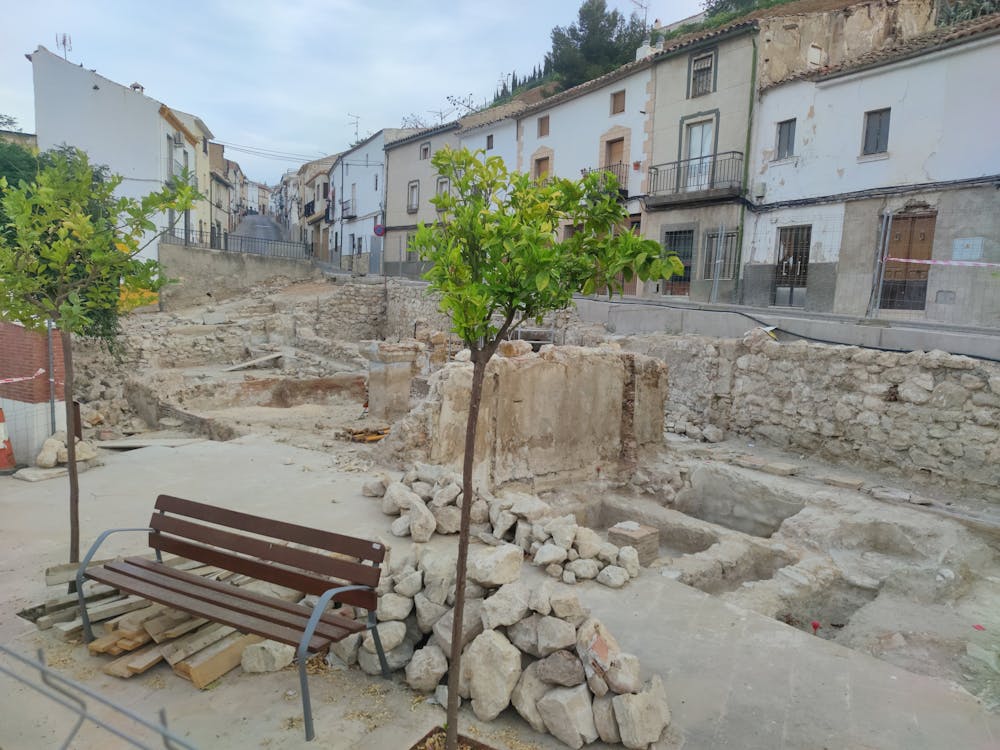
[341,199,356,218]
[648,151,743,203]
[582,162,630,194]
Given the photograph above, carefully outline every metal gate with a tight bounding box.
[773,225,811,307]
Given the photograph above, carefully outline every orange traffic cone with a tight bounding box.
[0,407,16,474]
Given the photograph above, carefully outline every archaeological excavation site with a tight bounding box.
[3,274,999,750]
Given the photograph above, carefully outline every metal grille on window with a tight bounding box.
[661,230,694,295]
[691,54,713,97]
[703,230,737,280]
[774,225,811,306]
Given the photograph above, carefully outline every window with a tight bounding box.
[661,230,694,295]
[202,136,208,155]
[533,156,550,180]
[374,173,378,191]
[537,115,550,137]
[690,52,714,97]
[774,225,812,306]
[863,108,890,155]
[702,230,738,280]
[405,232,419,262]
[322,182,329,199]
[435,177,449,211]
[610,90,626,115]
[407,180,419,212]
[486,134,494,150]
[419,142,431,160]
[776,119,796,160]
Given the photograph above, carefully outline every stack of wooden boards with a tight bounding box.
[38,556,301,689]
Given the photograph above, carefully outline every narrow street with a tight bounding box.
[234,214,283,240]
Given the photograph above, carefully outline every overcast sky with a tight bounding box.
[1,1,705,184]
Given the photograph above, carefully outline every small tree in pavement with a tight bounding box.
[411,146,681,749]
[0,147,198,571]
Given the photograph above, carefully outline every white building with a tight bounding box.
[29,45,213,261]
[457,101,525,172]
[742,15,1000,326]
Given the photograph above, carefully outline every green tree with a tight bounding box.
[0,147,198,569]
[411,147,681,750]
[701,0,757,17]
[546,0,648,88]
[0,141,37,241]
[0,113,19,131]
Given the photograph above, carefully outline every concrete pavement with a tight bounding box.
[234,214,284,241]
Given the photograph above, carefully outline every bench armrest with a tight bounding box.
[75,527,154,642]
[297,584,376,660]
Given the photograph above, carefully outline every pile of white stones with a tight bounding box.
[363,463,641,589]
[329,541,670,749]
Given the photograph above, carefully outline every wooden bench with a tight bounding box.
[75,494,388,741]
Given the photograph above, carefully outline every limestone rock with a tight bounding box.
[509,493,551,522]
[588,671,610,697]
[414,462,444,485]
[605,652,642,694]
[573,527,602,559]
[328,633,362,666]
[481,581,530,630]
[469,498,490,524]
[545,563,563,579]
[467,543,522,587]
[562,570,577,585]
[358,639,413,675]
[492,509,518,540]
[363,621,407,653]
[410,480,435,500]
[618,547,640,578]
[612,674,671,749]
[390,514,411,537]
[576,618,622,678]
[362,478,387,497]
[463,630,522,721]
[537,649,586,687]
[702,424,724,443]
[499,338,533,357]
[241,640,295,673]
[376,593,413,621]
[511,660,549,733]
[545,516,578,550]
[393,569,423,598]
[514,521,533,551]
[597,542,620,565]
[432,505,462,535]
[36,437,63,468]
[592,694,621,743]
[550,588,587,626]
[565,558,600,580]
[414,593,449,633]
[382,482,417,515]
[432,599,484,654]
[597,565,629,588]
[537,684,599,749]
[534,543,568,566]
[57,439,97,463]
[405,644,448,693]
[536,616,576,657]
[430,483,461,508]
[408,497,437,543]
[508,612,542,657]
[529,581,552,616]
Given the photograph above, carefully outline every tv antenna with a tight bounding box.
[56,33,72,60]
[427,108,453,125]
[630,0,649,27]
[347,113,360,142]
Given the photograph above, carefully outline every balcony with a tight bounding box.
[303,200,315,217]
[341,199,356,219]
[647,151,743,207]
[581,162,630,197]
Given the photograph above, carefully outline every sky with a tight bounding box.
[1,1,706,185]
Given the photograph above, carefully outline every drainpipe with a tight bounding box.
[734,33,759,305]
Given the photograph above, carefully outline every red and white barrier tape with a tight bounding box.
[0,368,46,385]
[885,256,1000,269]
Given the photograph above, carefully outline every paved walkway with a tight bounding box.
[1,437,996,749]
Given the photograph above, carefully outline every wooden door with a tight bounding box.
[880,213,935,310]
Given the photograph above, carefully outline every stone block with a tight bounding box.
[537,684,599,749]
[607,521,658,567]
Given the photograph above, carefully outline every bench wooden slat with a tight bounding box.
[154,495,385,563]
[149,514,379,587]
[102,560,362,643]
[147,534,377,609]
[123,557,361,630]
[86,567,333,652]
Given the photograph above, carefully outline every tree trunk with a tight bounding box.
[445,352,488,750]
[61,331,80,574]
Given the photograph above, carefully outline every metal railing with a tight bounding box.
[303,200,315,217]
[341,199,356,218]
[161,227,310,259]
[648,151,743,197]
[582,162,630,193]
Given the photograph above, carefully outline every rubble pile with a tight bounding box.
[364,463,642,589]
[328,541,670,749]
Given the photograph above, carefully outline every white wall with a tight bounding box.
[517,68,651,196]
[751,37,1000,204]
[459,119,518,173]
[743,203,846,265]
[331,132,386,258]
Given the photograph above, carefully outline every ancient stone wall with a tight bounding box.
[383,280,451,341]
[621,331,1000,501]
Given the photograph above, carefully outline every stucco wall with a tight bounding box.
[459,119,519,173]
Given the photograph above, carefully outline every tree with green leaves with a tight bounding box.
[0,113,19,131]
[546,0,648,89]
[411,147,680,750]
[0,147,198,570]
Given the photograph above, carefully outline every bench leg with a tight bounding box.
[296,646,315,742]
[367,610,390,679]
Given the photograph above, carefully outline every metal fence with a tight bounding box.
[161,227,310,260]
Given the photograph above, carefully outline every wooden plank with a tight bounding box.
[143,610,191,640]
[44,584,117,613]
[37,594,124,630]
[222,352,282,372]
[160,623,236,666]
[180,633,264,689]
[87,631,125,655]
[48,552,191,585]
[103,644,161,678]
[126,646,164,675]
[115,632,152,651]
[54,596,149,641]
[114,604,167,638]
[153,495,385,562]
[173,631,244,678]
[159,617,209,641]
